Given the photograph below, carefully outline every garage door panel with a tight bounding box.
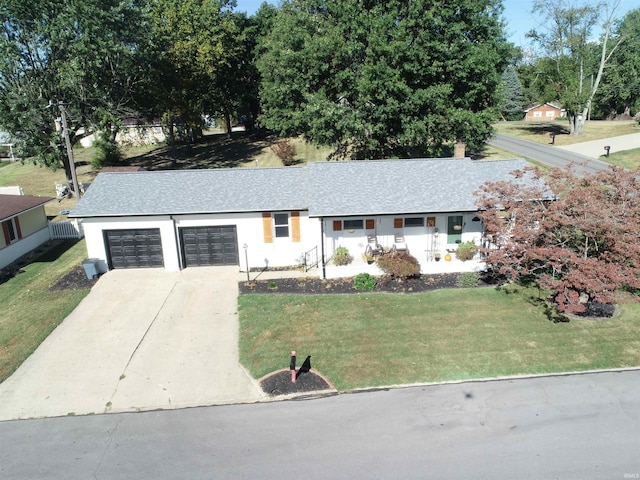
[105,229,164,269]
[180,226,238,267]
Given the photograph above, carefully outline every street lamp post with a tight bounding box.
[243,244,249,282]
[57,101,81,199]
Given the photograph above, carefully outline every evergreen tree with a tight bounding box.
[500,65,525,121]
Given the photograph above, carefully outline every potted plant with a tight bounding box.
[333,246,353,266]
[455,241,477,261]
[434,252,441,262]
[362,253,375,264]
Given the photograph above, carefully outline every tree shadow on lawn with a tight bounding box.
[528,297,571,323]
[127,131,272,171]
[0,239,81,286]
[497,284,570,323]
[514,123,570,141]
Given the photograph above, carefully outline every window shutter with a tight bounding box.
[365,219,375,230]
[262,213,273,243]
[394,218,403,229]
[14,217,21,239]
[2,221,10,244]
[291,211,301,242]
[333,220,342,231]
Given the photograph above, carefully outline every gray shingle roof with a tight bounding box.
[69,167,308,217]
[69,158,529,218]
[307,158,528,216]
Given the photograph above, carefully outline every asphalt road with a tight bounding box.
[489,134,613,174]
[1,369,639,479]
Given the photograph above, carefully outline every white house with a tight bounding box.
[69,158,529,278]
[0,193,55,270]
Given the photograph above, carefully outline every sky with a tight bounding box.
[233,0,639,47]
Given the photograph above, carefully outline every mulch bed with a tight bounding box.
[49,265,100,291]
[259,369,335,396]
[240,272,477,295]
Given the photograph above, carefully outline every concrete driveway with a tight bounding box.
[0,267,265,421]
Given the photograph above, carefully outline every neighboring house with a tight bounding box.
[524,102,565,121]
[0,131,17,161]
[69,158,529,279]
[0,194,55,270]
[79,118,166,148]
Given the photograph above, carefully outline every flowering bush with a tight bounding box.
[376,251,420,283]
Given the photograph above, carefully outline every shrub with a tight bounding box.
[354,273,377,291]
[457,272,480,288]
[376,251,420,283]
[270,138,297,166]
[91,135,123,169]
[333,246,353,266]
[455,241,477,261]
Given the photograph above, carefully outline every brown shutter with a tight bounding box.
[262,212,273,243]
[2,221,10,244]
[14,217,21,239]
[291,211,301,242]
[333,220,342,231]
[365,219,375,230]
[394,218,403,229]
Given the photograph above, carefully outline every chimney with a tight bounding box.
[454,140,466,158]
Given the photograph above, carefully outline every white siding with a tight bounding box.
[81,216,178,273]
[80,211,322,273]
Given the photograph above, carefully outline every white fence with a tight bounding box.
[49,220,83,239]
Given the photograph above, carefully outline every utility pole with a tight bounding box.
[58,101,81,199]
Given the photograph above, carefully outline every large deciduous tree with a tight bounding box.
[526,0,626,134]
[476,165,640,314]
[596,8,640,119]
[0,0,148,185]
[148,0,254,139]
[256,0,510,159]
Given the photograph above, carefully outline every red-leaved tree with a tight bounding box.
[475,164,640,313]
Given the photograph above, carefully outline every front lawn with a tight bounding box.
[0,240,91,383]
[239,287,640,390]
[493,120,639,146]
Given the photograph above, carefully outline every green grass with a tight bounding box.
[598,147,640,169]
[494,120,639,146]
[0,240,91,383]
[239,287,640,390]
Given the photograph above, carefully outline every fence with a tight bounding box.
[303,246,318,272]
[49,220,83,239]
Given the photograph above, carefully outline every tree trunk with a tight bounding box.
[225,112,232,139]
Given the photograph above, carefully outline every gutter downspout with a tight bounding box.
[170,215,183,270]
[320,217,326,279]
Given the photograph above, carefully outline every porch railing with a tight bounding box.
[303,246,318,272]
[49,220,83,239]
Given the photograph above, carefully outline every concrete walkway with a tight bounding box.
[0,267,265,420]
[556,132,640,158]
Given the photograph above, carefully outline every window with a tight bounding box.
[404,217,424,227]
[343,219,364,230]
[274,213,289,238]
[545,110,555,117]
[2,218,20,244]
[533,111,542,117]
